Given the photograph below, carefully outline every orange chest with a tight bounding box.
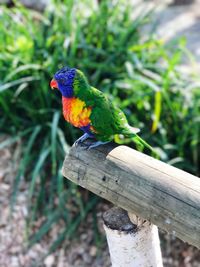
[62,96,92,128]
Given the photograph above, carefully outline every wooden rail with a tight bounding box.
[62,141,200,249]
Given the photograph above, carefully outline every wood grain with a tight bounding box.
[62,142,200,248]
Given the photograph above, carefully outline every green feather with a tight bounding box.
[73,70,156,155]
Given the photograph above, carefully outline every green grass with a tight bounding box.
[0,0,199,255]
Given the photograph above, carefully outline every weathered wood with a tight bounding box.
[62,141,200,248]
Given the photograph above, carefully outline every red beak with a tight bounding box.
[50,79,58,89]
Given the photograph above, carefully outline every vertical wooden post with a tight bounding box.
[103,207,163,267]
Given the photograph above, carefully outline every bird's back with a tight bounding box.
[84,87,139,140]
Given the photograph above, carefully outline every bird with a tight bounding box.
[50,66,154,153]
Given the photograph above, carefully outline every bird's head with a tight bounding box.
[50,66,89,97]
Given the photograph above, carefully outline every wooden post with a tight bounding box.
[62,141,200,248]
[103,207,163,267]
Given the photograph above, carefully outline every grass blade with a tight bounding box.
[51,111,60,175]
[0,128,32,150]
[0,77,40,93]
[29,147,50,200]
[11,126,42,208]
[151,90,162,133]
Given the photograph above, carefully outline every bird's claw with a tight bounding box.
[74,140,80,147]
[74,133,92,147]
[74,138,83,147]
[74,135,110,149]
[84,141,110,150]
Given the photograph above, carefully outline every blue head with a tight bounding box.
[50,66,76,97]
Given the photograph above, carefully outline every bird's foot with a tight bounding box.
[74,133,92,147]
[86,141,110,150]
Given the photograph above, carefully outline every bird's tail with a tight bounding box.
[132,134,158,158]
[121,126,158,157]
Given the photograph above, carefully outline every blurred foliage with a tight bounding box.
[0,0,199,254]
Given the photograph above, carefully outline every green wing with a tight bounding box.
[85,87,138,141]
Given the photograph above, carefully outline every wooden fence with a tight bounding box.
[62,141,200,265]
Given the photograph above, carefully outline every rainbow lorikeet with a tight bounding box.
[50,66,154,152]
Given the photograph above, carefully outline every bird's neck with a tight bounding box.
[59,83,74,98]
